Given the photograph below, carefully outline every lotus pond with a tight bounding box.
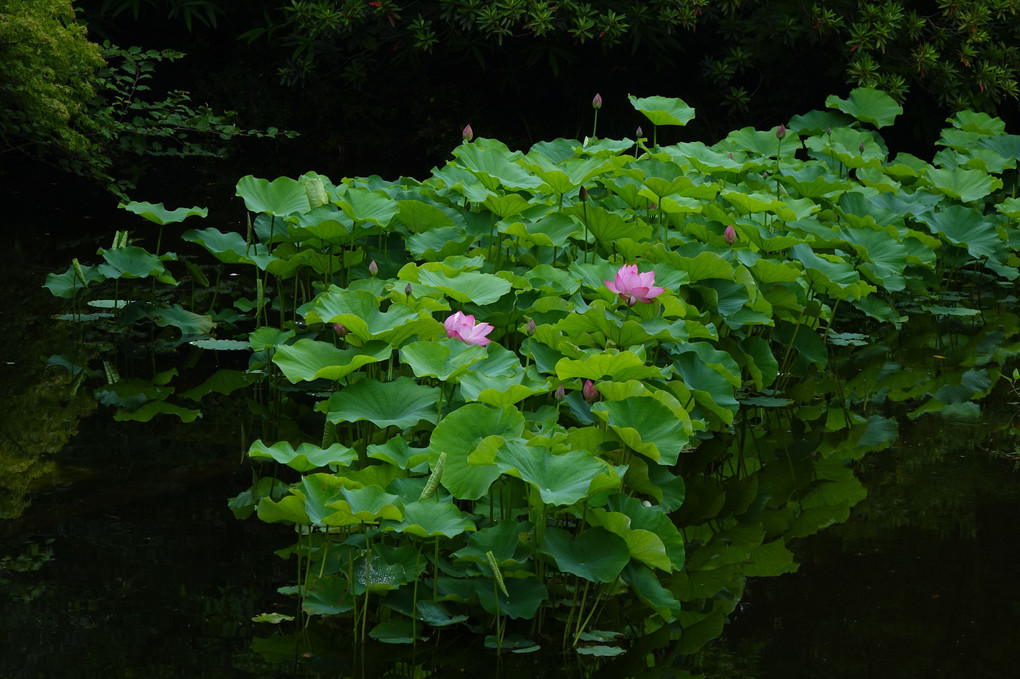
[6,88,1020,675]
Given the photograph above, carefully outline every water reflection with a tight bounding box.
[714,411,1020,679]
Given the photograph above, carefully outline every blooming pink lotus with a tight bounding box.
[444,311,493,346]
[605,264,664,306]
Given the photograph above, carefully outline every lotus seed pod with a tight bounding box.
[592,93,603,110]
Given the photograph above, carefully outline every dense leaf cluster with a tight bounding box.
[45,89,1020,659]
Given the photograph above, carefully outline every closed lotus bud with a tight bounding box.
[554,385,565,401]
[462,124,473,142]
[592,93,602,110]
[405,283,413,296]
[724,225,737,244]
[579,186,588,202]
[728,152,734,160]
[333,323,349,337]
[826,127,832,135]
[368,260,378,277]
[526,318,536,336]
[636,126,643,138]
[582,379,599,403]
[859,143,865,153]
[304,177,329,209]
[776,124,786,140]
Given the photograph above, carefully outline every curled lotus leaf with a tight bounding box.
[248,439,357,472]
[272,339,392,382]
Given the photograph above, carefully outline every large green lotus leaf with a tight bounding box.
[663,250,734,283]
[287,205,353,242]
[452,138,543,192]
[778,165,848,199]
[416,601,469,628]
[591,396,689,465]
[133,304,214,339]
[459,371,550,407]
[674,340,741,388]
[555,351,661,382]
[843,226,907,291]
[671,359,739,425]
[825,87,902,128]
[429,403,524,500]
[739,335,779,391]
[382,499,476,538]
[45,263,106,298]
[181,227,272,266]
[790,243,869,299]
[301,287,440,345]
[624,457,686,512]
[396,199,455,233]
[431,164,492,202]
[237,175,310,215]
[406,225,474,260]
[258,473,345,526]
[540,526,630,582]
[721,127,799,159]
[272,339,391,382]
[924,167,1001,202]
[180,369,257,400]
[327,485,404,524]
[416,269,512,305]
[121,201,208,225]
[563,203,652,247]
[368,437,430,470]
[603,494,684,569]
[98,247,175,283]
[628,94,696,127]
[301,574,355,615]
[504,213,582,248]
[585,508,670,571]
[524,263,582,295]
[742,540,798,577]
[337,187,399,226]
[452,573,548,620]
[248,439,357,472]
[482,192,531,220]
[915,205,1005,264]
[319,376,439,429]
[522,153,610,195]
[494,439,613,506]
[452,520,531,565]
[623,562,681,622]
[399,339,487,382]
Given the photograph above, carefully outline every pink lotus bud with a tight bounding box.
[368,260,378,277]
[592,93,602,110]
[582,379,599,404]
[333,323,349,337]
[526,318,536,336]
[776,124,786,140]
[579,186,588,202]
[826,127,832,135]
[859,143,865,153]
[636,126,643,137]
[462,124,473,142]
[405,283,413,296]
[554,385,565,401]
[728,152,734,160]
[724,225,737,244]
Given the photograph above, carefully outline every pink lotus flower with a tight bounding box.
[605,264,664,306]
[444,311,493,346]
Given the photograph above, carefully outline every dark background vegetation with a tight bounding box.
[3,0,1020,229]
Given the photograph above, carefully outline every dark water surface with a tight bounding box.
[715,419,1020,679]
[3,405,1020,678]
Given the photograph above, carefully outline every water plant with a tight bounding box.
[46,87,1020,663]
